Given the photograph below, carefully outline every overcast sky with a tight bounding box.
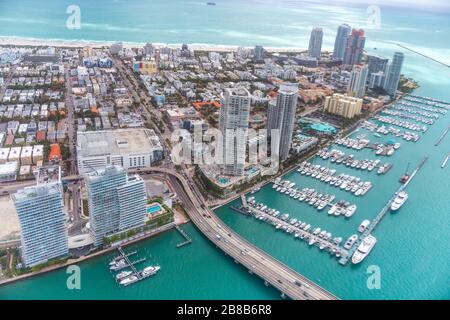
[308,0,450,12]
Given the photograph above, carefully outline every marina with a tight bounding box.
[237,93,447,268]
[271,179,358,218]
[404,95,450,109]
[316,148,389,174]
[374,115,428,132]
[338,157,429,265]
[238,196,349,258]
[361,121,421,142]
[0,0,449,301]
[296,161,373,196]
[109,247,161,286]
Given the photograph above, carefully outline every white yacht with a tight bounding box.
[141,265,161,277]
[391,191,408,211]
[343,234,358,250]
[352,235,377,264]
[115,270,132,281]
[358,219,371,233]
[110,259,127,271]
[120,275,139,286]
[345,204,357,218]
[328,205,336,215]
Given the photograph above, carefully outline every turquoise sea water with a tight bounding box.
[0,0,449,299]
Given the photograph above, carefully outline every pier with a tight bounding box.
[434,126,449,146]
[408,94,450,106]
[241,199,347,257]
[271,180,356,216]
[397,43,450,68]
[338,157,429,265]
[441,153,449,169]
[111,250,137,262]
[116,247,144,278]
[175,226,192,248]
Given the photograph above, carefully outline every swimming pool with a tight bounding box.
[146,204,162,214]
[218,178,230,185]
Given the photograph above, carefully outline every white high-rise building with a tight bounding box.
[267,84,298,160]
[308,27,323,59]
[368,71,386,89]
[12,167,68,267]
[383,52,404,96]
[348,65,369,98]
[85,166,146,247]
[219,88,251,176]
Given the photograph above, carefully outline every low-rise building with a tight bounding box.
[20,146,33,165]
[0,161,18,182]
[8,147,22,164]
[32,145,44,164]
[0,148,10,164]
[77,128,164,174]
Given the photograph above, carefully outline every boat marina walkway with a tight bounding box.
[175,225,192,248]
[239,196,348,258]
[338,157,429,265]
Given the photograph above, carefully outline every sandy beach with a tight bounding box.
[0,196,20,242]
[0,36,324,53]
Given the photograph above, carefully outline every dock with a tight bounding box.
[111,250,137,262]
[434,126,449,146]
[441,153,449,169]
[338,157,429,265]
[175,225,192,248]
[270,181,355,215]
[241,200,348,257]
[116,247,145,278]
[230,204,250,215]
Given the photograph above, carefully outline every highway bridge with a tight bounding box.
[145,167,338,300]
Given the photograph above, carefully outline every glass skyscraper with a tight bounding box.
[343,29,366,66]
[308,27,323,58]
[219,88,251,176]
[85,166,146,246]
[384,52,404,96]
[333,24,351,61]
[267,84,298,160]
[12,180,68,267]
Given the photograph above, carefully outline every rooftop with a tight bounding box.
[12,182,61,203]
[36,165,61,185]
[226,87,250,97]
[0,161,18,175]
[77,128,162,158]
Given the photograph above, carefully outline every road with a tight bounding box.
[141,168,338,300]
[64,65,77,175]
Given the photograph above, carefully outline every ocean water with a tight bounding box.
[0,0,449,299]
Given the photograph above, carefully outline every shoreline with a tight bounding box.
[0,35,329,53]
[0,222,178,287]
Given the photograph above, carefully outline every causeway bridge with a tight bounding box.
[61,167,338,299]
[146,167,338,300]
